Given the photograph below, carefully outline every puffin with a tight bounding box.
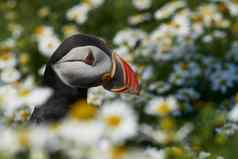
[30,34,140,123]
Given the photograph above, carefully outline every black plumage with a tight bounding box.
[30,34,111,123]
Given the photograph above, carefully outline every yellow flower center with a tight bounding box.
[35,26,45,35]
[172,147,184,157]
[84,0,91,4]
[218,3,228,13]
[232,22,238,33]
[47,42,54,49]
[111,146,127,159]
[69,100,97,121]
[19,89,30,97]
[19,54,29,65]
[192,15,203,23]
[234,0,238,4]
[0,52,12,61]
[160,118,175,130]
[180,63,189,70]
[63,25,77,35]
[19,110,30,121]
[156,102,171,115]
[105,115,122,128]
[18,131,29,147]
[49,122,61,132]
[234,93,238,104]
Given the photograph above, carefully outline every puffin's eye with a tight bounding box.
[84,49,95,65]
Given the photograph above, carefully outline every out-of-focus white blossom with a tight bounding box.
[132,0,152,10]
[0,67,20,83]
[19,87,53,109]
[30,149,48,159]
[0,85,22,116]
[228,105,238,122]
[175,123,194,141]
[34,25,61,57]
[38,35,61,57]
[85,0,105,8]
[0,128,20,155]
[128,13,151,25]
[28,126,54,150]
[198,151,211,159]
[146,96,178,116]
[197,4,230,28]
[87,86,115,106]
[146,148,167,159]
[114,28,147,48]
[155,1,186,20]
[0,83,52,116]
[66,3,91,24]
[34,25,54,40]
[62,25,79,37]
[141,124,174,144]
[59,119,104,146]
[0,51,17,69]
[100,101,138,143]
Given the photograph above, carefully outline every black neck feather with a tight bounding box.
[30,65,88,123]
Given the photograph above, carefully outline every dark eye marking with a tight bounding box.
[84,49,95,65]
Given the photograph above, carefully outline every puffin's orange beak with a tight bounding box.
[103,52,140,95]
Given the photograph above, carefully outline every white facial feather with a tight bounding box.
[52,46,112,88]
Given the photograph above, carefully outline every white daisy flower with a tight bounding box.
[85,0,105,8]
[145,96,178,116]
[171,10,191,37]
[38,35,61,57]
[132,0,152,10]
[175,123,194,141]
[226,1,238,16]
[34,25,55,40]
[0,128,20,155]
[0,67,21,83]
[59,119,103,146]
[20,76,36,90]
[0,38,16,48]
[66,3,91,24]
[28,126,53,150]
[29,149,48,159]
[128,13,151,25]
[146,148,167,159]
[18,87,53,109]
[154,1,186,20]
[114,28,147,48]
[100,101,138,143]
[198,151,211,159]
[141,124,173,144]
[0,51,17,69]
[123,148,149,159]
[197,4,230,28]
[228,104,238,122]
[87,86,115,106]
[62,25,79,37]
[0,85,22,116]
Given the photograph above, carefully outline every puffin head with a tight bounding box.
[45,34,140,95]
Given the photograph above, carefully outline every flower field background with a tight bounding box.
[0,0,238,158]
